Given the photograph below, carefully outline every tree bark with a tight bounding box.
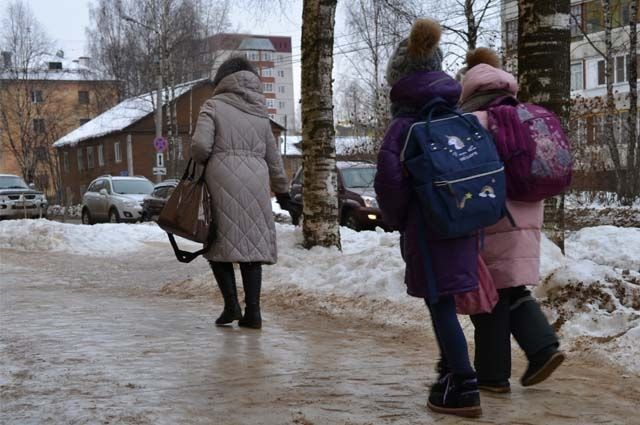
[602,0,625,190]
[301,0,341,249]
[627,0,639,200]
[517,0,571,253]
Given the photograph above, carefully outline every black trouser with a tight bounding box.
[209,262,262,307]
[469,286,559,383]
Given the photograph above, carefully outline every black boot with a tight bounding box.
[238,262,262,329]
[428,373,482,418]
[210,262,242,325]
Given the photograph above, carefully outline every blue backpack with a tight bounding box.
[401,98,508,239]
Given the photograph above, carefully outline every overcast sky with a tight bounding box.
[16,0,357,109]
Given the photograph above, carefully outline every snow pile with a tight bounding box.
[0,219,195,256]
[47,204,82,218]
[535,227,640,373]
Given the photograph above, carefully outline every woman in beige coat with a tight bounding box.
[191,57,290,329]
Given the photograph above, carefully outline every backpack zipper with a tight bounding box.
[433,166,504,186]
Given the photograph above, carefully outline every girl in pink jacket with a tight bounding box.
[459,48,565,393]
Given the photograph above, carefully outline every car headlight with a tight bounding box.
[362,196,378,208]
[0,195,8,201]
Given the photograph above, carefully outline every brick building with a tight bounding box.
[0,52,120,197]
[53,79,285,204]
[197,33,296,131]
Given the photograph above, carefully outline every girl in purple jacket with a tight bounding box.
[375,19,482,418]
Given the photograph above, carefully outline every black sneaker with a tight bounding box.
[521,350,565,387]
[478,380,511,393]
[428,373,482,418]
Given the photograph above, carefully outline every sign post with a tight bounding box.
[153,137,167,179]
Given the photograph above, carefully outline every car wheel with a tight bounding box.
[108,208,120,223]
[81,208,93,225]
[344,211,361,231]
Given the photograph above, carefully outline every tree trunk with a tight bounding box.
[301,0,341,249]
[602,0,625,192]
[517,0,570,253]
[465,0,478,50]
[627,0,639,201]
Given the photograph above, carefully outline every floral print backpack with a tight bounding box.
[487,102,573,202]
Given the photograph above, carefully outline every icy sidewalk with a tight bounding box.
[2,239,640,424]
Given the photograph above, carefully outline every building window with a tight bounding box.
[262,68,273,77]
[263,52,273,61]
[86,146,94,169]
[77,149,84,171]
[78,91,89,105]
[585,1,603,33]
[48,62,62,70]
[277,69,285,78]
[33,119,45,134]
[267,99,275,108]
[245,51,258,61]
[80,118,91,126]
[63,151,70,173]
[114,141,122,163]
[616,56,626,83]
[98,144,104,166]
[277,85,285,94]
[570,4,583,37]
[31,90,43,104]
[263,83,273,92]
[597,60,606,85]
[278,101,285,109]
[571,62,584,90]
[505,20,518,51]
[35,147,47,161]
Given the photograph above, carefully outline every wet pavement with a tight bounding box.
[1,243,638,425]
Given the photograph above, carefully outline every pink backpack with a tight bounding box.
[487,102,572,202]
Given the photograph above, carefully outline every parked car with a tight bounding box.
[0,174,48,220]
[81,175,154,224]
[287,161,387,231]
[141,180,179,221]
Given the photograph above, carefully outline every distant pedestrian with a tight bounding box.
[459,48,565,392]
[191,57,291,329]
[375,19,482,418]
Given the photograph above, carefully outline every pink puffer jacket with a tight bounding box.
[466,65,543,289]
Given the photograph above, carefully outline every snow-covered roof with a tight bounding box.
[278,135,377,157]
[0,53,108,82]
[53,79,207,148]
[238,37,276,51]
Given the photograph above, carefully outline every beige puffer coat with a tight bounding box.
[191,71,288,264]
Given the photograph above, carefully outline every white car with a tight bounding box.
[81,175,154,224]
[0,174,48,219]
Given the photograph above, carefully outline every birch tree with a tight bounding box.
[301,0,341,249]
[518,0,571,251]
[627,0,639,201]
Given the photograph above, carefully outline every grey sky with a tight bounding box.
[16,0,356,109]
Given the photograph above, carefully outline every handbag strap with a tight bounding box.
[166,224,216,264]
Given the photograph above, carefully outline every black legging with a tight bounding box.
[209,262,262,306]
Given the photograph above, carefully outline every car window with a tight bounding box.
[87,182,97,192]
[112,179,153,195]
[166,186,175,198]
[104,180,112,194]
[95,180,105,192]
[0,175,29,190]
[154,187,168,198]
[340,167,376,189]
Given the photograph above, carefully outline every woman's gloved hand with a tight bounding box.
[275,192,292,210]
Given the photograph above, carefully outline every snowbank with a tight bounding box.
[0,219,195,256]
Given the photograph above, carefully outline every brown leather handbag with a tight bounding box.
[157,159,216,263]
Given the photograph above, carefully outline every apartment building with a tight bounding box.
[197,33,296,131]
[0,51,119,197]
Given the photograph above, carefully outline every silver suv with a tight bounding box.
[81,175,154,224]
[0,174,48,219]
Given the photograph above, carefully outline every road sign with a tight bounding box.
[153,137,167,152]
[153,167,167,176]
[156,153,164,168]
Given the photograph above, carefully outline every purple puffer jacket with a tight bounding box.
[375,71,478,300]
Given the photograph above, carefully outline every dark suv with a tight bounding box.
[288,161,387,231]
